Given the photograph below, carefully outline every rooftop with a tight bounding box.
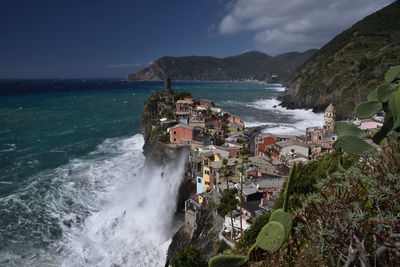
[170,123,194,130]
[276,139,308,148]
[176,99,193,104]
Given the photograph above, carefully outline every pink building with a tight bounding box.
[227,114,244,127]
[170,124,194,144]
[360,119,383,132]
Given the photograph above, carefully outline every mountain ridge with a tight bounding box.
[126,50,317,83]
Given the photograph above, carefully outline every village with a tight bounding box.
[153,79,383,246]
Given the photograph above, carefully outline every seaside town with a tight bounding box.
[151,79,384,246]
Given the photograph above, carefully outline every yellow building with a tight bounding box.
[201,149,229,192]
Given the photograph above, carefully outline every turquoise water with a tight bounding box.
[0,80,322,266]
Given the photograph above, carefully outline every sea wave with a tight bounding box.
[246,98,324,135]
[0,134,184,267]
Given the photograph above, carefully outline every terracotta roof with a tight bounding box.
[257,137,278,152]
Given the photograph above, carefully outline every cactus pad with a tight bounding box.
[385,66,400,83]
[377,83,397,102]
[256,221,286,253]
[367,88,378,101]
[355,101,382,119]
[269,209,292,239]
[333,136,373,156]
[334,122,369,138]
[208,255,248,267]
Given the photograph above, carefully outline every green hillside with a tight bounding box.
[279,1,400,119]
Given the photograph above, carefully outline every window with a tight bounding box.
[173,131,176,135]
[205,170,210,175]
[197,178,201,183]
[173,138,176,142]
[291,149,295,153]
[205,181,210,185]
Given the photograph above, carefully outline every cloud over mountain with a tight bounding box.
[218,0,394,54]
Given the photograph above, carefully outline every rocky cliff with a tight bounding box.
[127,50,317,83]
[279,2,400,120]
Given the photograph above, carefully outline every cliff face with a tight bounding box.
[166,193,224,263]
[127,50,317,83]
[279,2,400,120]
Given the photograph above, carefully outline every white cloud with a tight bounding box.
[218,0,394,54]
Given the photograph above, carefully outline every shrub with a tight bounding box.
[214,239,230,255]
[297,131,400,266]
[171,246,207,267]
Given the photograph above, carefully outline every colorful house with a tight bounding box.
[254,135,278,157]
[227,114,244,127]
[196,175,203,194]
[201,149,229,192]
[169,124,194,144]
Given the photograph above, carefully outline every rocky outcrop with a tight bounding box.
[166,192,224,264]
[127,50,317,83]
[279,2,400,120]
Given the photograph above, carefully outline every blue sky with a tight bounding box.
[0,0,394,78]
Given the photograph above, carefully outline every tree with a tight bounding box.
[222,158,237,241]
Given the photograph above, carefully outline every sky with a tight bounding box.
[0,0,395,79]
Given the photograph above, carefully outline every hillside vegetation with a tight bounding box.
[279,2,400,120]
[126,50,317,83]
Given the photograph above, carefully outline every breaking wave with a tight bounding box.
[0,134,186,266]
[245,98,324,135]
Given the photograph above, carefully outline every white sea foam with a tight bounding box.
[0,134,185,267]
[268,84,286,92]
[247,98,324,135]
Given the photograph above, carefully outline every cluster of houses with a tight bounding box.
[159,79,383,243]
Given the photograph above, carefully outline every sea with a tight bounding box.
[0,80,323,266]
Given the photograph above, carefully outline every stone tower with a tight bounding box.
[324,103,336,126]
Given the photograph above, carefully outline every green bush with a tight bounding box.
[171,246,207,267]
[273,152,357,211]
[174,91,192,102]
[214,239,230,255]
[159,133,170,143]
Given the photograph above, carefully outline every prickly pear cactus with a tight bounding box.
[208,255,248,267]
[385,66,400,83]
[269,209,292,239]
[256,221,286,253]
